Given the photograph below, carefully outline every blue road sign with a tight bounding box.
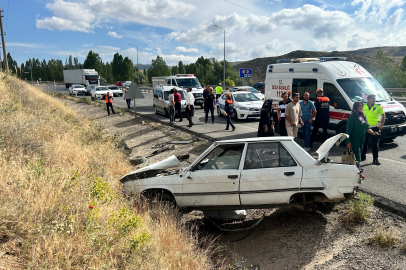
[239,68,252,78]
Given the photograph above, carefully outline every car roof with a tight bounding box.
[216,136,294,144]
[232,86,253,89]
[230,91,251,94]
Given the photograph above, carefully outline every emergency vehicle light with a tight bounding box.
[289,68,294,72]
[276,59,291,63]
[175,74,194,77]
[318,57,347,61]
[313,68,319,72]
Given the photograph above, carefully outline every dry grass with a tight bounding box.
[369,225,398,248]
[341,192,374,224]
[0,74,220,269]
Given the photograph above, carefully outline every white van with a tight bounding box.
[264,57,406,140]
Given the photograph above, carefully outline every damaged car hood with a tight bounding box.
[316,133,348,161]
[120,155,182,183]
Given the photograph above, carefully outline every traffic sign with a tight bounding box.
[239,68,252,78]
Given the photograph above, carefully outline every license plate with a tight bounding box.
[253,112,260,115]
[390,126,403,132]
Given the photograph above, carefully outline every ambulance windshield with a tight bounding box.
[337,77,391,103]
[176,78,201,88]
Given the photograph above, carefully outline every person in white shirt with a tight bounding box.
[185,87,195,128]
[168,89,175,123]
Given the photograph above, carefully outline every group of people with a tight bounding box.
[257,89,384,169]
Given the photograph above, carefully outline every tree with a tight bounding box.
[84,50,102,74]
[171,66,178,75]
[74,57,79,69]
[112,53,124,81]
[123,57,134,81]
[148,55,170,82]
[178,61,185,74]
[68,55,73,70]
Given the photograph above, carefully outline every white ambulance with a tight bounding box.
[264,57,406,141]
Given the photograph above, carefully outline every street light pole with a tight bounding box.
[214,25,225,88]
[129,44,139,85]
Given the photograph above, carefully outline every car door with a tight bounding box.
[239,141,302,205]
[181,143,245,207]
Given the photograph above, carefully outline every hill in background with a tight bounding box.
[233,46,406,83]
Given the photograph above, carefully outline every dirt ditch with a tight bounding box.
[62,98,406,270]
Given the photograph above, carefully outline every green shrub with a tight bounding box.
[369,225,398,248]
[342,192,374,224]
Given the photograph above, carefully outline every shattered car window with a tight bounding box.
[195,144,244,171]
[244,142,296,169]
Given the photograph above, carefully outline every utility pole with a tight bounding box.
[0,43,2,70]
[0,6,8,72]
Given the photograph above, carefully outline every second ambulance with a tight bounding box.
[264,57,406,141]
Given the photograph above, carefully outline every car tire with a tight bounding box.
[148,191,177,210]
[233,109,238,121]
[164,108,169,118]
[217,106,223,117]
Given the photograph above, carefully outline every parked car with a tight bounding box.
[230,86,265,101]
[115,81,123,86]
[153,85,190,117]
[120,134,361,213]
[69,84,87,96]
[108,85,123,97]
[253,82,265,94]
[217,91,264,120]
[87,85,110,100]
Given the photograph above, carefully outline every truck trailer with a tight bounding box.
[63,69,100,88]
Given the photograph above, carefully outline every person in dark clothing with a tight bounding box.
[204,87,216,123]
[257,99,275,137]
[224,93,235,131]
[173,88,182,122]
[105,92,115,115]
[310,88,330,146]
[277,92,291,136]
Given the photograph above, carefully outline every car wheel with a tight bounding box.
[164,107,169,118]
[217,106,223,117]
[148,191,177,210]
[233,109,238,121]
[304,203,317,213]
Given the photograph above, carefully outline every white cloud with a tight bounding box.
[386,8,404,28]
[36,0,196,32]
[8,43,49,49]
[107,31,124,38]
[175,46,199,53]
[83,44,93,47]
[121,48,197,65]
[351,0,405,24]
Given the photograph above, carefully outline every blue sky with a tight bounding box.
[4,0,406,66]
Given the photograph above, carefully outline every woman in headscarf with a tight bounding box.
[257,99,275,137]
[345,101,379,170]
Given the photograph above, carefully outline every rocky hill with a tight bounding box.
[233,46,406,83]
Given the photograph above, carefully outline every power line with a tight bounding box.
[224,0,391,49]
[301,0,402,47]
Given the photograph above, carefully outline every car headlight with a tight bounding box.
[238,106,248,110]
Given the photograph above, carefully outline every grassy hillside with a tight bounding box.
[0,75,217,269]
[233,46,406,83]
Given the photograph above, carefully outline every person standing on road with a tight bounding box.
[168,89,175,124]
[257,99,275,137]
[300,92,316,151]
[285,93,303,140]
[346,102,379,171]
[185,87,195,128]
[225,93,235,131]
[204,87,216,124]
[310,88,330,147]
[215,83,223,100]
[105,92,115,115]
[123,86,131,109]
[277,92,291,136]
[361,94,385,165]
[173,88,183,122]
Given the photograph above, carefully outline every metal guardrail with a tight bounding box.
[385,88,406,93]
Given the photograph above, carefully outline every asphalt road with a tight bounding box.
[42,83,406,211]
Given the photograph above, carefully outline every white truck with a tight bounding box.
[264,57,406,141]
[152,74,204,107]
[63,69,100,89]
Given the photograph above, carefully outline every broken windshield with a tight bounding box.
[337,77,391,102]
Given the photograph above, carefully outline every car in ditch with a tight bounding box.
[217,91,264,121]
[120,134,361,213]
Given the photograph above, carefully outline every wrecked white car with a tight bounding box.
[120,134,361,212]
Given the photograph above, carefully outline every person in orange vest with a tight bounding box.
[105,92,115,115]
[224,93,235,131]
